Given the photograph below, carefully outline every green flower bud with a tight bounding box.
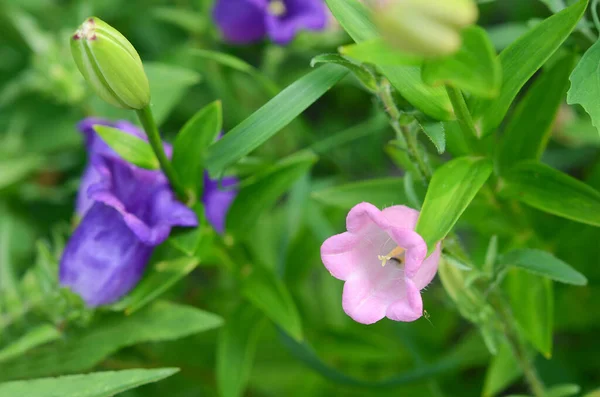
[70,17,150,110]
[374,0,478,57]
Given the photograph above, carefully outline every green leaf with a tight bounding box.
[205,65,347,176]
[93,125,159,170]
[471,0,588,135]
[172,100,223,194]
[422,26,501,98]
[500,161,600,226]
[242,266,303,341]
[109,257,201,314]
[418,121,446,154]
[226,151,317,237]
[483,342,522,397]
[311,177,411,210]
[339,38,421,66]
[499,54,576,171]
[0,301,223,380]
[310,53,378,91]
[505,269,554,357]
[217,304,266,397]
[0,324,60,363]
[567,39,600,136]
[326,0,452,120]
[501,249,587,286]
[0,155,43,190]
[145,62,202,126]
[546,384,582,397]
[416,157,493,253]
[0,368,178,397]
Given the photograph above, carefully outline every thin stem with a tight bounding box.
[446,86,480,140]
[136,106,187,202]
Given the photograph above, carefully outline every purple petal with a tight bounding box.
[59,203,154,307]
[265,0,328,45]
[213,0,268,44]
[202,174,238,233]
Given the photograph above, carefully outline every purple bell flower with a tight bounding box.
[213,0,328,45]
[60,118,238,306]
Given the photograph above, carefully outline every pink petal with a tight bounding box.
[342,274,389,324]
[382,205,419,229]
[386,279,423,322]
[321,232,361,281]
[412,242,441,290]
[387,227,427,278]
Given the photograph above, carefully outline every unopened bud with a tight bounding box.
[70,17,150,110]
[374,0,478,57]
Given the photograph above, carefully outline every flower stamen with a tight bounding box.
[268,0,287,17]
[377,246,405,267]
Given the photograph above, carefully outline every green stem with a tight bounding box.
[136,106,187,201]
[446,86,480,139]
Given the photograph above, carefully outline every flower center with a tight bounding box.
[377,246,405,267]
[268,0,287,17]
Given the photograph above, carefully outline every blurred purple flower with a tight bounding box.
[61,118,237,306]
[213,0,328,45]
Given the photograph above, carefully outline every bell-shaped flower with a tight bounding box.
[213,0,328,45]
[321,203,441,324]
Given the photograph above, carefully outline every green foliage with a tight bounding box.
[416,157,493,253]
[501,249,587,285]
[471,0,588,135]
[310,54,378,91]
[567,38,600,136]
[0,368,179,397]
[422,26,501,98]
[483,342,522,397]
[339,38,421,66]
[93,125,159,169]
[311,177,410,210]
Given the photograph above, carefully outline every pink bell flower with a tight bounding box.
[320,203,441,324]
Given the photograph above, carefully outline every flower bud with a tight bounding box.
[70,17,150,110]
[374,0,478,57]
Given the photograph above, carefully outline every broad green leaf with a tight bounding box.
[505,269,554,357]
[326,0,452,120]
[416,157,493,253]
[472,0,588,135]
[109,257,201,314]
[483,342,522,397]
[310,54,378,91]
[172,100,222,194]
[226,151,317,237]
[501,249,587,286]
[339,38,421,66]
[217,304,266,397]
[422,26,501,98]
[0,368,178,397]
[205,65,347,176]
[499,54,576,171]
[242,267,303,341]
[145,62,202,126]
[0,301,223,380]
[0,324,60,363]
[567,39,600,135]
[93,125,159,170]
[311,177,410,210]
[500,161,600,226]
[0,155,43,190]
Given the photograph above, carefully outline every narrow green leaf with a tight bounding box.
[0,324,60,363]
[242,267,303,341]
[172,100,222,193]
[311,53,378,91]
[93,125,159,170]
[326,0,452,120]
[339,38,422,66]
[419,121,446,154]
[472,0,588,135]
[567,39,600,136]
[483,342,522,397]
[0,301,223,380]
[499,54,576,171]
[226,151,317,237]
[505,269,554,357]
[217,304,266,397]
[311,177,410,210]
[500,161,600,226]
[502,249,587,286]
[0,368,179,397]
[109,257,201,314]
[546,384,582,397]
[205,65,347,176]
[423,26,501,98]
[416,157,493,253]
